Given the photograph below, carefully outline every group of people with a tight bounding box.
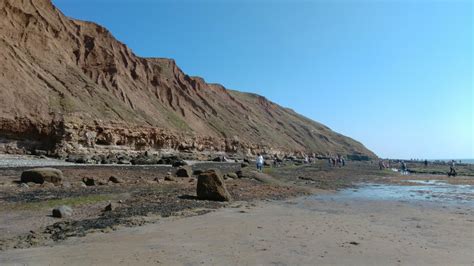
[255,153,331,172]
[256,155,459,177]
[378,159,458,177]
[328,155,345,168]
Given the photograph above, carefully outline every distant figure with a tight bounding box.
[328,157,332,167]
[424,160,428,167]
[448,160,457,177]
[304,156,309,164]
[341,156,346,167]
[256,153,264,172]
[379,160,385,170]
[400,161,408,175]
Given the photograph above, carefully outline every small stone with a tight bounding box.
[20,183,29,189]
[82,177,96,186]
[241,162,249,168]
[41,182,55,189]
[175,166,192,178]
[97,180,108,186]
[108,176,123,184]
[52,205,73,218]
[226,173,238,179]
[104,202,117,212]
[236,170,244,178]
[172,160,187,167]
[164,175,175,181]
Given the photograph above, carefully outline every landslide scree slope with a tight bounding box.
[0,0,376,158]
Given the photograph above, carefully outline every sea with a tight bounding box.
[429,159,474,164]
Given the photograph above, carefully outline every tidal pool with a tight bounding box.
[311,181,474,207]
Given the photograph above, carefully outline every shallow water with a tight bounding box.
[0,154,76,168]
[312,181,474,207]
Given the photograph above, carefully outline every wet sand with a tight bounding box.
[1,195,473,266]
[1,158,472,265]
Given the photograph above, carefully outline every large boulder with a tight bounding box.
[21,168,63,185]
[52,205,73,218]
[197,169,232,201]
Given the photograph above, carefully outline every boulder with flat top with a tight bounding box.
[21,168,63,185]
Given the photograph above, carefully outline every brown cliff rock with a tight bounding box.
[0,0,376,159]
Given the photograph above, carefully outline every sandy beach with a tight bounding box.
[1,193,473,266]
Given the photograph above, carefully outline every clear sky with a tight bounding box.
[53,0,473,159]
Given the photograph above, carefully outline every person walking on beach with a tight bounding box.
[400,161,408,175]
[256,153,264,172]
[448,160,456,177]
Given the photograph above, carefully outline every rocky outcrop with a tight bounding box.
[0,0,376,159]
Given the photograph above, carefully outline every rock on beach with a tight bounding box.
[52,205,73,218]
[197,169,232,201]
[21,168,64,185]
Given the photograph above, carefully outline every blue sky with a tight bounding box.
[53,0,473,159]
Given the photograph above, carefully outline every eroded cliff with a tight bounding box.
[0,0,376,159]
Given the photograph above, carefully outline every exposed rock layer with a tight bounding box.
[0,0,376,158]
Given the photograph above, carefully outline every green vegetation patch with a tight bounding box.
[11,194,117,211]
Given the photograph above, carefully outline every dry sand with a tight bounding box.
[1,195,473,266]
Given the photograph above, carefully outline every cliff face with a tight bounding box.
[0,0,376,158]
